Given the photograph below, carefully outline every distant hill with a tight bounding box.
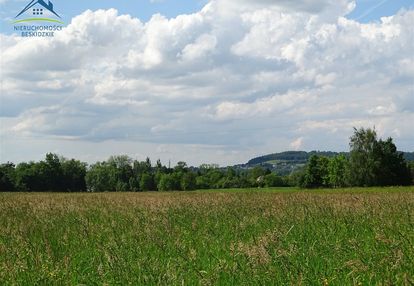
[247,151,346,165]
[404,152,414,161]
[242,151,414,175]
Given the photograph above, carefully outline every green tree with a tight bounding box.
[302,155,330,188]
[196,175,210,189]
[43,153,64,191]
[0,163,16,192]
[288,168,306,187]
[348,128,411,186]
[14,156,61,192]
[328,155,348,188]
[174,161,188,173]
[133,158,152,176]
[140,173,155,191]
[196,166,224,189]
[409,162,414,185]
[86,162,118,192]
[372,138,411,186]
[158,174,176,191]
[181,172,196,191]
[248,166,267,187]
[153,159,167,189]
[129,177,141,192]
[347,128,379,186]
[217,167,241,189]
[61,159,87,192]
[14,162,37,192]
[108,155,133,191]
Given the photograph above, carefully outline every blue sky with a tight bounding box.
[1,0,207,21]
[1,0,413,166]
[1,0,207,33]
[1,0,413,34]
[348,0,414,21]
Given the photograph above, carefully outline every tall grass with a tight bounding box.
[0,188,413,285]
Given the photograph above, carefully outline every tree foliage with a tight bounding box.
[0,163,16,192]
[409,162,414,185]
[347,128,411,187]
[0,128,412,192]
[298,128,411,188]
[327,155,348,188]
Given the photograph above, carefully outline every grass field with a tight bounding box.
[1,188,413,285]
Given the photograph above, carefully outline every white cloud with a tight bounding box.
[212,90,311,120]
[1,2,413,165]
[179,34,217,62]
[290,137,304,151]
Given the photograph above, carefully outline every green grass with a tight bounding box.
[1,187,413,285]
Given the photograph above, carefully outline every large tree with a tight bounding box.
[372,138,411,186]
[347,128,378,186]
[61,159,87,192]
[327,155,348,188]
[301,155,330,188]
[347,127,411,187]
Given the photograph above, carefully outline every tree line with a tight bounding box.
[0,154,289,192]
[296,128,413,188]
[0,128,413,192]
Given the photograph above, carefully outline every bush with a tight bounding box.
[263,173,285,187]
[158,174,180,191]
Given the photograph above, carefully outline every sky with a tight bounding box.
[0,0,413,166]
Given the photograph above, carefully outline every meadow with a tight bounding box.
[0,187,413,285]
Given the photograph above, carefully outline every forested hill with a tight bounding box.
[243,151,414,175]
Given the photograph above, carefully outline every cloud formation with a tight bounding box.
[1,0,413,165]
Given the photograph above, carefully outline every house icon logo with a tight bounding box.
[14,0,64,24]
